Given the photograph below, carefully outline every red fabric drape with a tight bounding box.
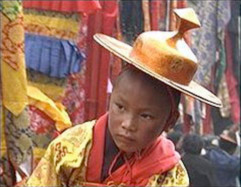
[183,114,192,133]
[23,0,101,14]
[202,67,216,134]
[225,32,240,124]
[85,1,118,121]
[203,105,212,134]
[150,0,167,31]
[150,0,160,30]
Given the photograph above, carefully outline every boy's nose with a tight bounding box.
[121,115,137,132]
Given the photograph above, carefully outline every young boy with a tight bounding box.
[25,8,222,187]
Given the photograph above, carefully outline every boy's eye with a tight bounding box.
[116,103,125,111]
[140,113,153,120]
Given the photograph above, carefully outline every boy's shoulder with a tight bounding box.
[54,120,96,141]
[48,120,96,153]
[44,120,96,173]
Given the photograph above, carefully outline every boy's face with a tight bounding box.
[108,72,174,154]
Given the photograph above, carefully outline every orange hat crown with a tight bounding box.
[130,8,200,85]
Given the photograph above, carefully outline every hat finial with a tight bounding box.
[174,8,201,35]
[167,8,201,46]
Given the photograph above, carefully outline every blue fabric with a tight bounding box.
[25,34,84,78]
[204,147,240,187]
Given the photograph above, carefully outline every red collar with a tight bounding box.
[86,113,180,186]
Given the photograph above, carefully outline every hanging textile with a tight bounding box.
[225,32,240,124]
[24,9,80,41]
[169,0,178,30]
[150,0,160,30]
[142,0,151,31]
[183,0,230,134]
[0,155,16,186]
[187,0,231,86]
[23,7,85,124]
[62,15,89,125]
[226,1,240,82]
[21,3,89,176]
[1,1,28,116]
[28,105,59,170]
[97,1,119,117]
[149,0,167,31]
[0,106,32,186]
[0,2,32,186]
[23,0,101,14]
[62,73,86,124]
[25,33,84,78]
[0,103,5,154]
[217,75,231,118]
[202,67,216,134]
[4,108,32,167]
[27,85,72,132]
[23,1,94,131]
[214,38,227,89]
[108,3,122,86]
[28,106,59,148]
[0,0,22,21]
[119,0,144,44]
[85,0,118,120]
[27,69,66,102]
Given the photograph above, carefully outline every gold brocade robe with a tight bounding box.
[26,120,189,187]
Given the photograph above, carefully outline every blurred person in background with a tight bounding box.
[202,134,219,155]
[204,127,240,187]
[182,134,219,187]
[167,129,183,153]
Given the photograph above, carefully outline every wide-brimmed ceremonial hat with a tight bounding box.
[94,8,222,108]
[220,129,238,145]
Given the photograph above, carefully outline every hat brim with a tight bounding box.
[94,34,222,108]
[220,134,237,145]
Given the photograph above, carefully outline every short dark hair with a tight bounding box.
[182,134,204,155]
[202,134,218,148]
[113,65,181,108]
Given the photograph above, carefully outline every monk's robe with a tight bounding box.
[26,114,189,186]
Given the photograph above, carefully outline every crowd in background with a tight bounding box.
[167,124,240,187]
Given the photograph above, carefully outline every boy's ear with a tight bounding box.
[163,110,180,132]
